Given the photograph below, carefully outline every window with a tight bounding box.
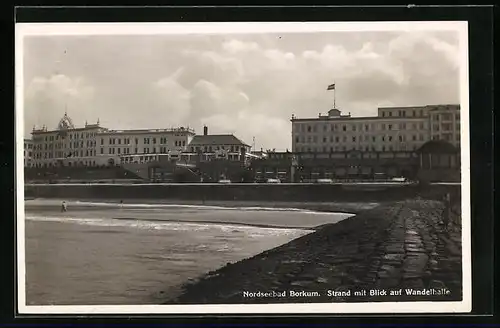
[135,138,138,144]
[382,112,386,117]
[100,148,104,154]
[399,135,403,142]
[153,138,156,144]
[135,148,138,154]
[420,122,424,129]
[323,137,327,143]
[412,110,416,117]
[330,136,334,142]
[365,124,369,131]
[307,125,311,132]
[152,147,156,153]
[108,149,112,154]
[389,112,392,117]
[382,136,385,142]
[388,124,392,130]
[335,136,339,142]
[352,125,356,131]
[389,136,393,141]
[323,125,327,131]
[342,125,346,131]
[352,136,356,142]
[295,137,299,143]
[412,135,417,141]
[118,148,121,154]
[372,136,376,142]
[342,136,347,142]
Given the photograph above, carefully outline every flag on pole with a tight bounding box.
[327,83,336,90]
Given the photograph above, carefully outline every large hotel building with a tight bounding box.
[27,113,196,168]
[291,104,460,153]
[26,113,252,169]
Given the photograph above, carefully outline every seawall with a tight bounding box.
[24,183,461,203]
[173,199,462,304]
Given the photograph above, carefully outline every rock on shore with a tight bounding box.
[170,199,462,304]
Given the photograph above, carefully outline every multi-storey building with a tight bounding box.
[28,112,195,168]
[98,127,195,165]
[30,113,106,168]
[23,139,34,167]
[185,126,251,160]
[291,104,460,153]
[428,105,461,146]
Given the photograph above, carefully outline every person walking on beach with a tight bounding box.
[120,200,124,209]
[61,201,67,212]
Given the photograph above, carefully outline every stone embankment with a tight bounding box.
[172,199,462,304]
[25,183,460,204]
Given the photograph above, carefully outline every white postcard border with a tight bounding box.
[15,21,471,314]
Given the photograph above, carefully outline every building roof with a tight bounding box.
[291,116,426,123]
[189,134,249,147]
[416,140,458,154]
[98,127,195,136]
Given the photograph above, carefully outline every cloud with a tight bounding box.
[23,31,460,150]
[24,74,94,132]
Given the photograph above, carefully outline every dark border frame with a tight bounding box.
[4,4,495,325]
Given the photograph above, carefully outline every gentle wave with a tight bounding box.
[28,199,350,215]
[25,215,312,236]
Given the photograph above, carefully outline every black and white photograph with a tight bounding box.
[16,22,471,314]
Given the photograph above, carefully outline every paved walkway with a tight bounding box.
[172,199,462,304]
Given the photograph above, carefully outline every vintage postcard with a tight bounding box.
[16,21,471,314]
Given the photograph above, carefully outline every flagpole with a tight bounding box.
[333,80,336,109]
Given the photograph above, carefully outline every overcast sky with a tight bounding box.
[22,30,460,150]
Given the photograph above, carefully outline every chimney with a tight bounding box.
[203,125,208,136]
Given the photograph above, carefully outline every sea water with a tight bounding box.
[24,200,352,305]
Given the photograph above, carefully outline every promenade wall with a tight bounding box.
[24,183,460,203]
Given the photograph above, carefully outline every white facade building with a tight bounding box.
[97,127,195,165]
[23,139,34,167]
[291,104,460,153]
[29,114,106,168]
[27,113,195,168]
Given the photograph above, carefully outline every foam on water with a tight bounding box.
[25,215,312,236]
[26,199,368,215]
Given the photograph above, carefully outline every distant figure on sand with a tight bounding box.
[120,200,124,209]
[61,201,67,212]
